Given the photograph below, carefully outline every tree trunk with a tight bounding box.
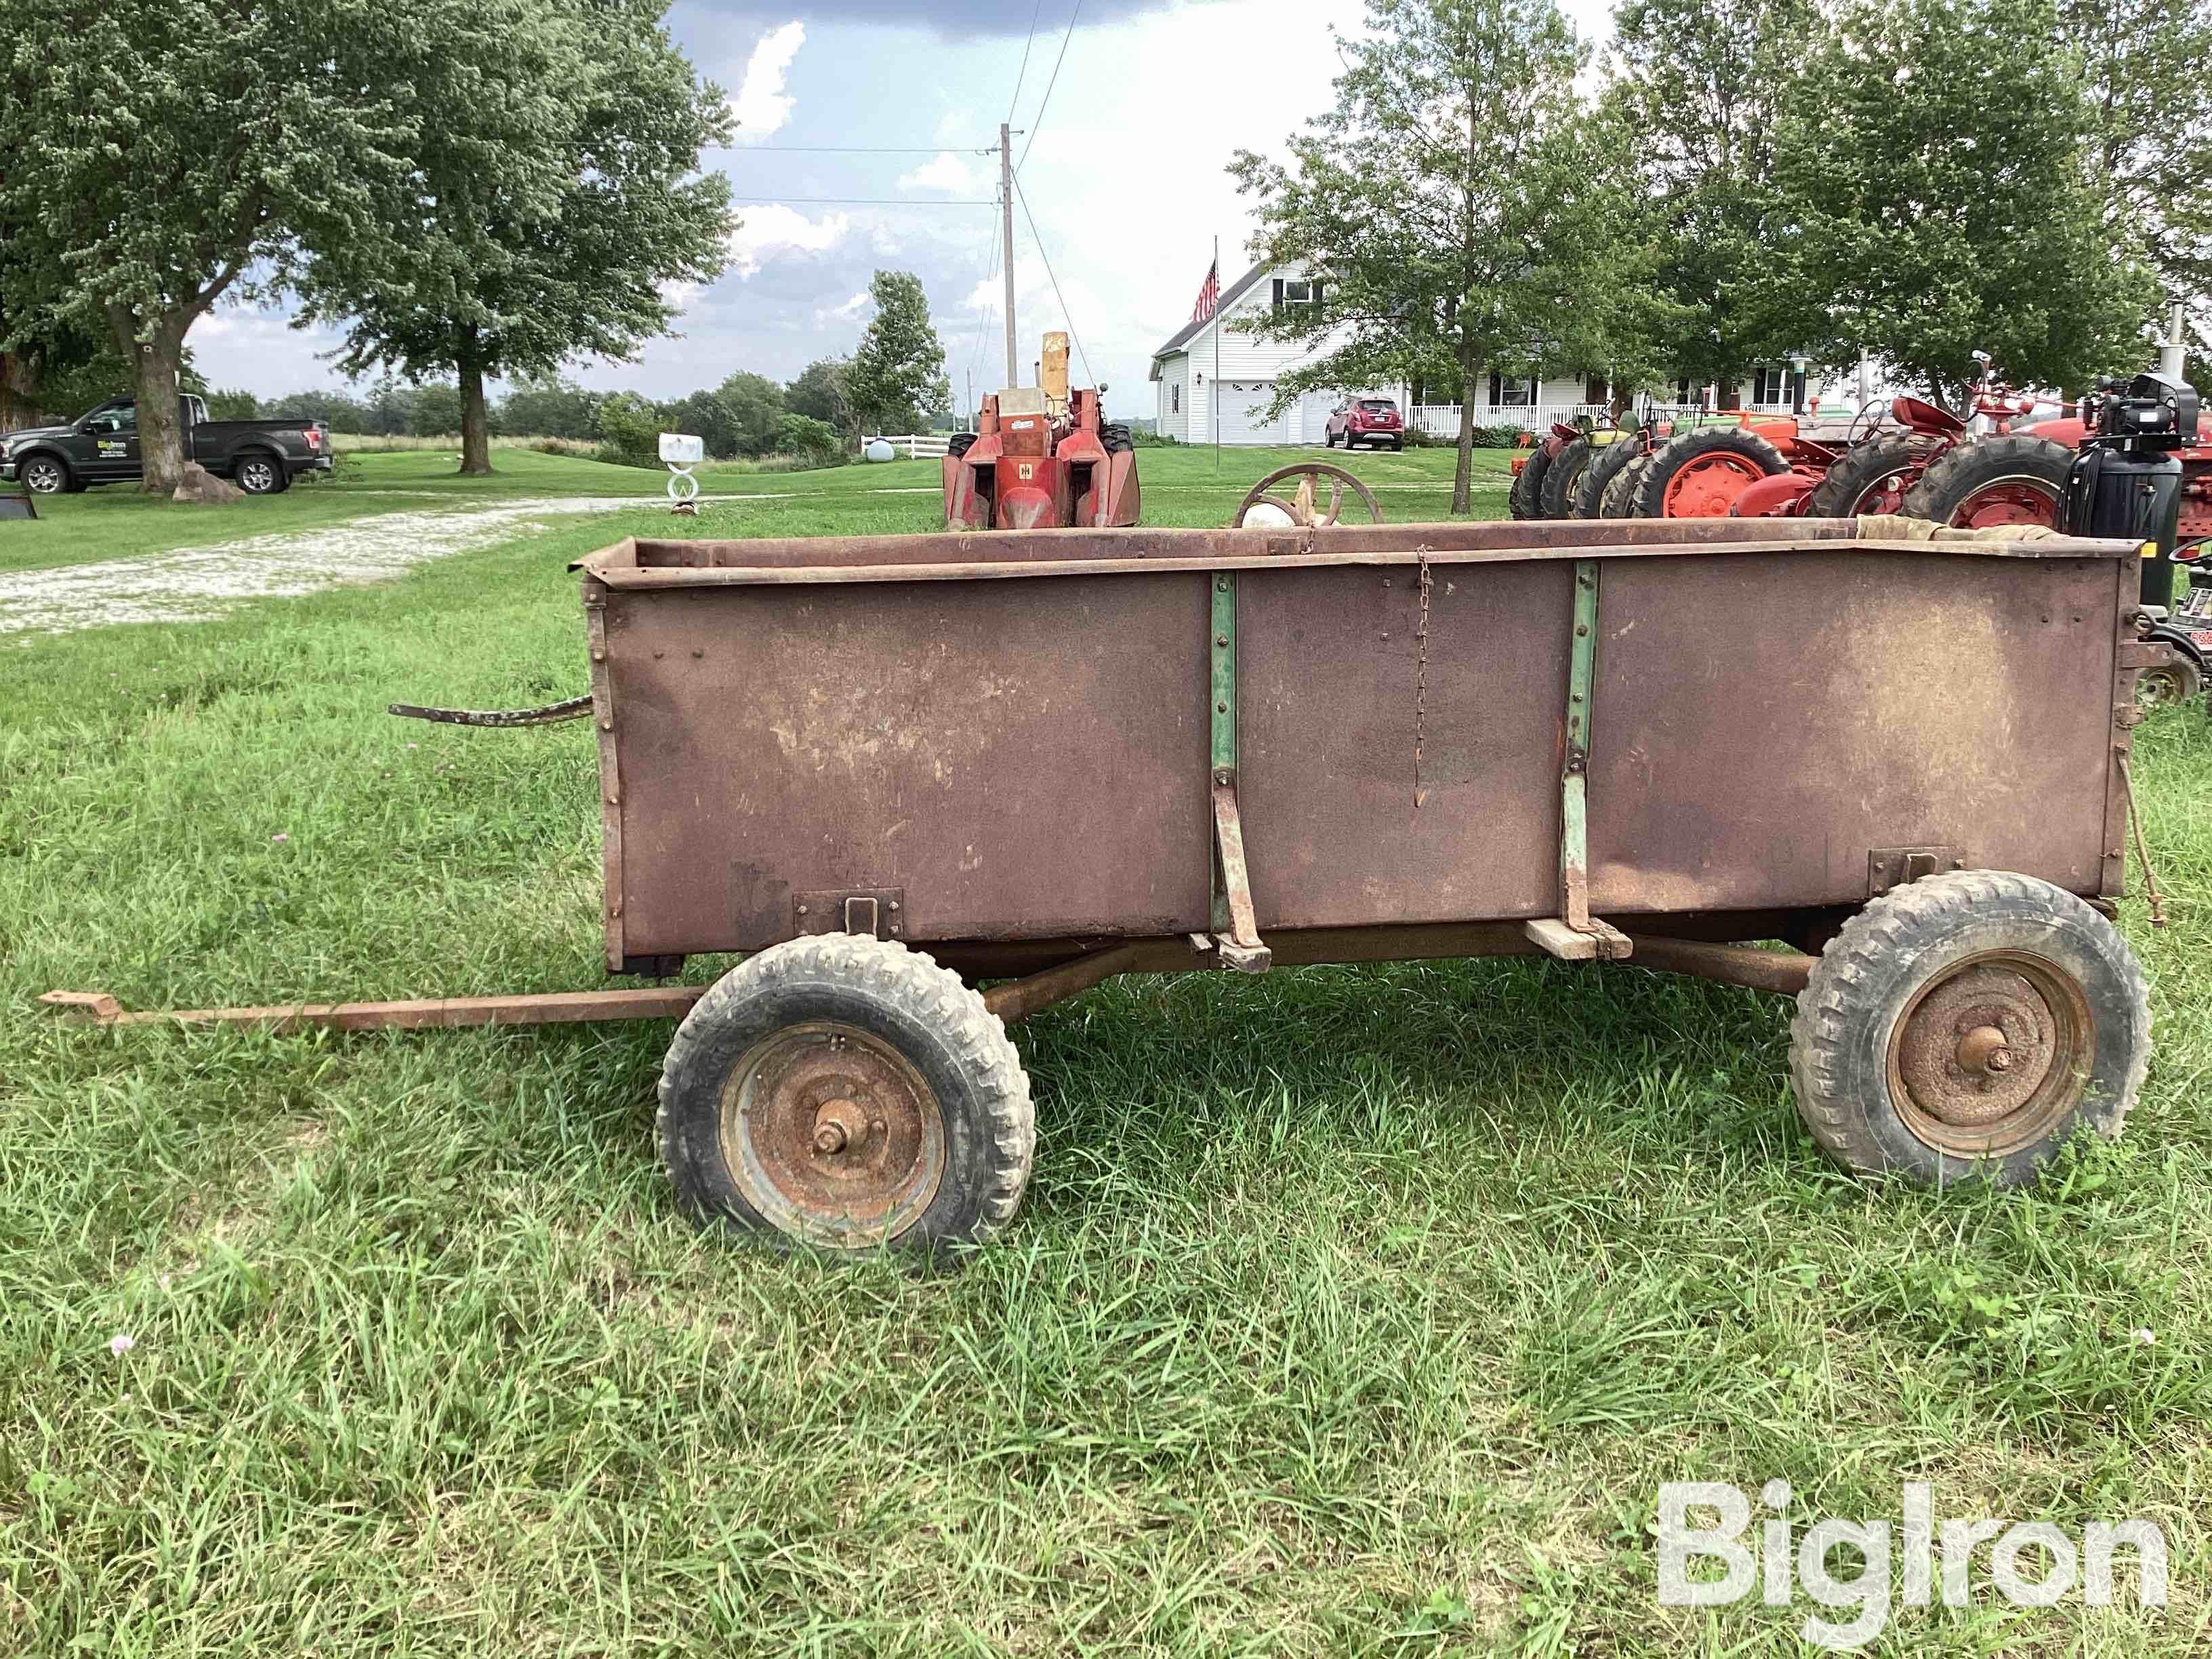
[130,321,188,495]
[1452,361,1479,516]
[457,331,493,475]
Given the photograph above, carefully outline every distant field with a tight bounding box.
[2,445,2207,1654]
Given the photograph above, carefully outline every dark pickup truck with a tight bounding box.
[1,394,331,497]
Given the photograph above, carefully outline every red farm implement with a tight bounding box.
[943,330,1140,531]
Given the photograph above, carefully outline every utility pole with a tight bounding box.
[1000,123,1019,388]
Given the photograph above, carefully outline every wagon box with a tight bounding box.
[47,514,2173,1252]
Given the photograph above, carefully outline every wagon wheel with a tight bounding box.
[1231,462,1385,528]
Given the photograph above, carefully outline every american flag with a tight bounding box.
[1190,260,1221,325]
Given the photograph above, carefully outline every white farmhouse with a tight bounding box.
[1149,260,1818,445]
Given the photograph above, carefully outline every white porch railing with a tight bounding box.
[870,433,952,459]
[1410,403,1607,436]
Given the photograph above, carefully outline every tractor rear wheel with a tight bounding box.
[1511,443,1555,520]
[1805,432,1938,519]
[1539,436,1595,518]
[1900,434,2073,530]
[1576,436,1639,518]
[1600,450,1654,518]
[1631,427,1789,518]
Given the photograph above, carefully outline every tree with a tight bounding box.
[1602,0,1820,395]
[498,375,602,441]
[595,391,661,466]
[2060,0,2212,319]
[205,389,262,421]
[659,390,741,459]
[296,0,734,475]
[1776,0,2154,403]
[775,413,844,468]
[717,371,787,456]
[407,383,466,437]
[842,273,949,439]
[1231,0,1656,512]
[0,0,419,490]
[786,359,853,436]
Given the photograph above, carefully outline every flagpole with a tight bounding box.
[1212,235,1221,474]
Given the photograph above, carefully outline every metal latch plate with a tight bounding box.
[1868,848,1964,897]
[794,888,905,939]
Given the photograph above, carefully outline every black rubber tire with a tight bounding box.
[233,449,288,495]
[1539,436,1595,518]
[947,432,977,459]
[1900,433,2072,528]
[657,933,1033,1251]
[1575,436,1639,519]
[2137,632,2205,708]
[1389,438,1403,451]
[1507,455,1535,519]
[1631,426,1788,519]
[1513,442,1556,520]
[1789,871,2149,1189]
[1599,449,1655,519]
[1804,432,1938,519]
[18,453,73,495]
[1099,424,1132,454]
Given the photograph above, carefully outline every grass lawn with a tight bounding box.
[1,445,2207,1654]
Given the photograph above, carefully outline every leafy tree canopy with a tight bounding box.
[842,273,949,438]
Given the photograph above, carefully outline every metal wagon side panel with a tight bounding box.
[602,573,1210,960]
[1586,550,2127,914]
[1237,560,1575,928]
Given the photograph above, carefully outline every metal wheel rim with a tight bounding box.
[1948,476,2060,529]
[24,460,62,493]
[1662,453,1764,518]
[1885,950,2093,1160]
[2138,666,2185,707]
[718,1020,946,1247]
[1232,462,1383,528]
[240,461,274,492]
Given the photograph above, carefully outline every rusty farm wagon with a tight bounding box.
[50,509,2173,1252]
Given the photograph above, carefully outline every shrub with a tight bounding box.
[775,413,844,468]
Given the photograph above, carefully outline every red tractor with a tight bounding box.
[943,331,1140,531]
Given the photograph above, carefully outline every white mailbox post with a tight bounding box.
[659,432,703,514]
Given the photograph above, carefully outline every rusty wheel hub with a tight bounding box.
[719,1021,945,1246]
[1952,478,2061,529]
[1888,953,2092,1158]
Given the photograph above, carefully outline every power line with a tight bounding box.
[1010,170,1097,387]
[1016,0,1084,173]
[1006,0,1046,124]
[739,144,994,154]
[731,196,998,205]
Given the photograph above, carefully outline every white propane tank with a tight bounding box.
[864,438,895,464]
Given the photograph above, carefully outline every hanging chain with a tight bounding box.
[2118,754,2170,928]
[1414,548,1432,811]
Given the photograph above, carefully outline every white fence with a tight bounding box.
[869,433,951,459]
[1407,401,1802,438]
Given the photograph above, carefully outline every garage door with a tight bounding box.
[1212,380,1289,445]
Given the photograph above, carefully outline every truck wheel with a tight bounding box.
[1538,436,1595,518]
[1574,436,1638,518]
[1805,432,1937,518]
[20,455,73,495]
[234,450,288,495]
[1900,434,2071,529]
[1789,871,2148,1188]
[657,933,1033,1251]
[1631,427,1788,518]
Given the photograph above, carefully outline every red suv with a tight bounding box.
[1326,398,1404,451]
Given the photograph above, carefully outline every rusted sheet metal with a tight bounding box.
[39,985,707,1032]
[605,573,1210,958]
[583,585,628,972]
[1235,560,1571,929]
[1209,779,1271,971]
[1585,551,2129,913]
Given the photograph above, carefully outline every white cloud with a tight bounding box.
[729,22,804,142]
[897,151,985,195]
[727,204,850,278]
[818,291,872,323]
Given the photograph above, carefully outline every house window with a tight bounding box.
[1499,376,1532,407]
[1673,377,1696,407]
[1171,383,1181,414]
[1585,375,1609,405]
[1755,365,1789,405]
[1272,277,1322,310]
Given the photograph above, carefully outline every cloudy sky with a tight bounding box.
[190,0,1615,421]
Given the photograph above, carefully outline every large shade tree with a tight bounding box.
[842,273,950,439]
[295,0,733,474]
[1776,0,2153,402]
[1231,0,1659,512]
[1602,0,1822,394]
[0,0,419,490]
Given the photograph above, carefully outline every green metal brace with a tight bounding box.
[1555,559,1630,960]
[1208,572,1269,972]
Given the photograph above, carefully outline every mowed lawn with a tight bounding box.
[2,446,2209,1655]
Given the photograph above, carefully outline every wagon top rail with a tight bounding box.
[575,518,2148,590]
